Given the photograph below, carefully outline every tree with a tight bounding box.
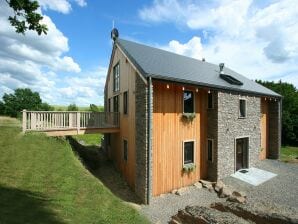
[5,0,48,35]
[67,103,78,111]
[89,104,100,112]
[256,80,298,146]
[0,88,51,117]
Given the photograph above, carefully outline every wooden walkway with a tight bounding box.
[22,110,120,136]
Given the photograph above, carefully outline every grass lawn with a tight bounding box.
[53,105,104,112]
[73,134,103,146]
[0,116,148,224]
[280,146,298,162]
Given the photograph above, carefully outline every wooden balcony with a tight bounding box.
[22,110,120,136]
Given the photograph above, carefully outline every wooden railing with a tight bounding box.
[22,110,119,133]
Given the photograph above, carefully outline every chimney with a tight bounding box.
[219,63,224,74]
[202,58,206,62]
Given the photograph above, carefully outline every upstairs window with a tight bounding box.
[183,90,194,113]
[183,141,194,165]
[239,99,246,118]
[113,63,120,92]
[123,139,128,161]
[208,92,214,109]
[113,95,119,112]
[123,91,128,114]
[207,139,213,162]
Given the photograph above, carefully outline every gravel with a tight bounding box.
[140,186,225,223]
[223,159,298,208]
[141,160,298,223]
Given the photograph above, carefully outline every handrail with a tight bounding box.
[22,110,119,133]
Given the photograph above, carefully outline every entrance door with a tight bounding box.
[236,138,249,171]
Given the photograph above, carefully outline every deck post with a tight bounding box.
[22,109,27,133]
[76,112,80,134]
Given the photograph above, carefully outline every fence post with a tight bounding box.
[77,112,80,134]
[22,110,27,133]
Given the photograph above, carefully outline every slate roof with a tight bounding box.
[116,38,281,97]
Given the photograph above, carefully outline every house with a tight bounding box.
[103,29,281,204]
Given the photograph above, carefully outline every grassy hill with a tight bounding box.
[0,117,148,224]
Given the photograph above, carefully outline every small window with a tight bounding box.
[183,90,194,113]
[123,91,128,114]
[239,99,246,118]
[113,95,119,112]
[123,139,128,161]
[113,63,120,92]
[108,98,111,112]
[207,139,213,162]
[208,92,213,109]
[184,141,194,165]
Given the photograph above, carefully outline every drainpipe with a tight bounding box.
[147,77,152,204]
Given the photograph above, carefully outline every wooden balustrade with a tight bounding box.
[22,110,119,134]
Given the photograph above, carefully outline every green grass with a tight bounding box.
[280,146,298,162]
[0,117,148,224]
[72,134,103,146]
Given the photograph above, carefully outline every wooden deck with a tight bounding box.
[22,110,120,136]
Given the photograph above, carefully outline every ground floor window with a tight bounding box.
[183,141,194,164]
[207,139,213,162]
[123,139,128,161]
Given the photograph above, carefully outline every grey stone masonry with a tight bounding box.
[207,91,218,181]
[268,101,281,159]
[135,74,150,204]
[217,92,261,179]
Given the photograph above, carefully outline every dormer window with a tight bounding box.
[113,62,120,92]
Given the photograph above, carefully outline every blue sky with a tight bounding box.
[0,0,297,106]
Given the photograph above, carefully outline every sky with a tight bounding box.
[0,0,297,106]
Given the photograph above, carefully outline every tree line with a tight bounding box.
[0,88,103,118]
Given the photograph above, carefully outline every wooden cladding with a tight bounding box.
[260,98,269,160]
[152,81,208,196]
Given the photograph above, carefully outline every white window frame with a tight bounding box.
[182,140,196,165]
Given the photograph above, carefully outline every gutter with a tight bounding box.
[147,76,152,204]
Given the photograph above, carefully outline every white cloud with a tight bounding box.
[0,1,100,106]
[38,0,87,14]
[162,36,203,60]
[139,0,298,87]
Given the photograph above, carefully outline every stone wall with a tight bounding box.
[207,91,218,181]
[135,74,149,204]
[268,101,281,159]
[217,92,261,179]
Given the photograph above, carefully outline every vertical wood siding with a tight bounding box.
[106,47,136,189]
[260,98,269,160]
[152,81,208,196]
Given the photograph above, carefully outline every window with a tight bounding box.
[183,141,194,165]
[113,63,120,92]
[108,98,111,112]
[123,91,128,114]
[239,99,246,118]
[220,74,243,85]
[207,139,213,162]
[183,90,194,113]
[208,92,213,109]
[113,95,119,112]
[123,139,128,161]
